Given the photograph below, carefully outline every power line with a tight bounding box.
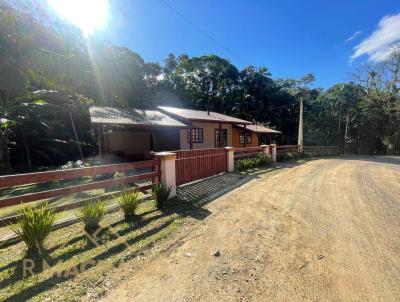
[160,0,246,64]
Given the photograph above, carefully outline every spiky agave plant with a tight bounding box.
[118,188,141,219]
[152,183,172,209]
[77,199,105,233]
[10,203,56,255]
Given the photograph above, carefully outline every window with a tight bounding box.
[187,128,203,144]
[239,131,252,144]
[215,129,228,147]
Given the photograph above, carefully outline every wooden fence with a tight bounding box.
[0,159,160,226]
[303,146,341,154]
[276,145,341,155]
[276,145,299,154]
[175,148,227,186]
[234,146,264,159]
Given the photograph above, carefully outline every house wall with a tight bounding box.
[103,130,151,159]
[179,121,233,149]
[152,128,181,151]
[232,128,259,148]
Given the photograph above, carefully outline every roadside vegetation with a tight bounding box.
[118,189,141,220]
[152,183,173,209]
[10,203,56,255]
[77,199,106,233]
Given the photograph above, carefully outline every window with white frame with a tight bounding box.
[187,128,203,143]
[239,131,252,144]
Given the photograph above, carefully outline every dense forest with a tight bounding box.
[1,1,399,174]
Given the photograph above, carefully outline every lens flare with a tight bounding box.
[47,0,108,35]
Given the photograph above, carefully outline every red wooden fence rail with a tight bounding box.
[175,148,227,186]
[276,145,340,154]
[234,146,263,159]
[276,145,298,154]
[0,159,160,209]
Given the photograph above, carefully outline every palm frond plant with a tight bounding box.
[10,203,56,255]
[152,183,172,209]
[118,188,141,219]
[77,199,105,233]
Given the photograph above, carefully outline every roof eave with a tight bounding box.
[90,121,189,128]
[189,118,253,125]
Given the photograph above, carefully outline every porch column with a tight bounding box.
[97,125,103,165]
[225,147,234,172]
[243,124,247,147]
[270,144,277,162]
[189,123,193,150]
[154,152,177,199]
[218,122,222,147]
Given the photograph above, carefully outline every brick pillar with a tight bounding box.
[155,152,177,199]
[225,147,234,172]
[270,144,277,162]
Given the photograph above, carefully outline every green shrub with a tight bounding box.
[235,159,248,172]
[254,153,273,166]
[77,199,105,232]
[235,158,255,171]
[118,189,141,219]
[10,203,56,254]
[235,153,273,172]
[152,183,172,209]
[277,151,300,162]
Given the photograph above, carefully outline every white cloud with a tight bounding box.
[344,30,362,43]
[336,30,362,47]
[351,13,400,62]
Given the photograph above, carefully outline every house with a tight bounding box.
[89,105,280,162]
[232,124,281,148]
[89,106,188,161]
[158,106,252,149]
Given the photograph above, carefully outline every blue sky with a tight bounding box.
[96,1,399,87]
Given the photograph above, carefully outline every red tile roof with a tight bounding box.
[158,106,252,124]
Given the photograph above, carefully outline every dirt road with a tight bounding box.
[100,157,400,302]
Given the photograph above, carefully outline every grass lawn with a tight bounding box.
[0,196,191,302]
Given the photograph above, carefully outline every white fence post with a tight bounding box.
[259,145,269,155]
[225,147,234,172]
[155,152,176,199]
[270,144,277,162]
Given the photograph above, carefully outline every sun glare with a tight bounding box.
[47,0,108,35]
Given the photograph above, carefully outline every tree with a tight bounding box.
[171,55,239,112]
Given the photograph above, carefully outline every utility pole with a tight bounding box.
[298,96,304,153]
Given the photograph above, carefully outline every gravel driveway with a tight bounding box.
[98,157,400,302]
